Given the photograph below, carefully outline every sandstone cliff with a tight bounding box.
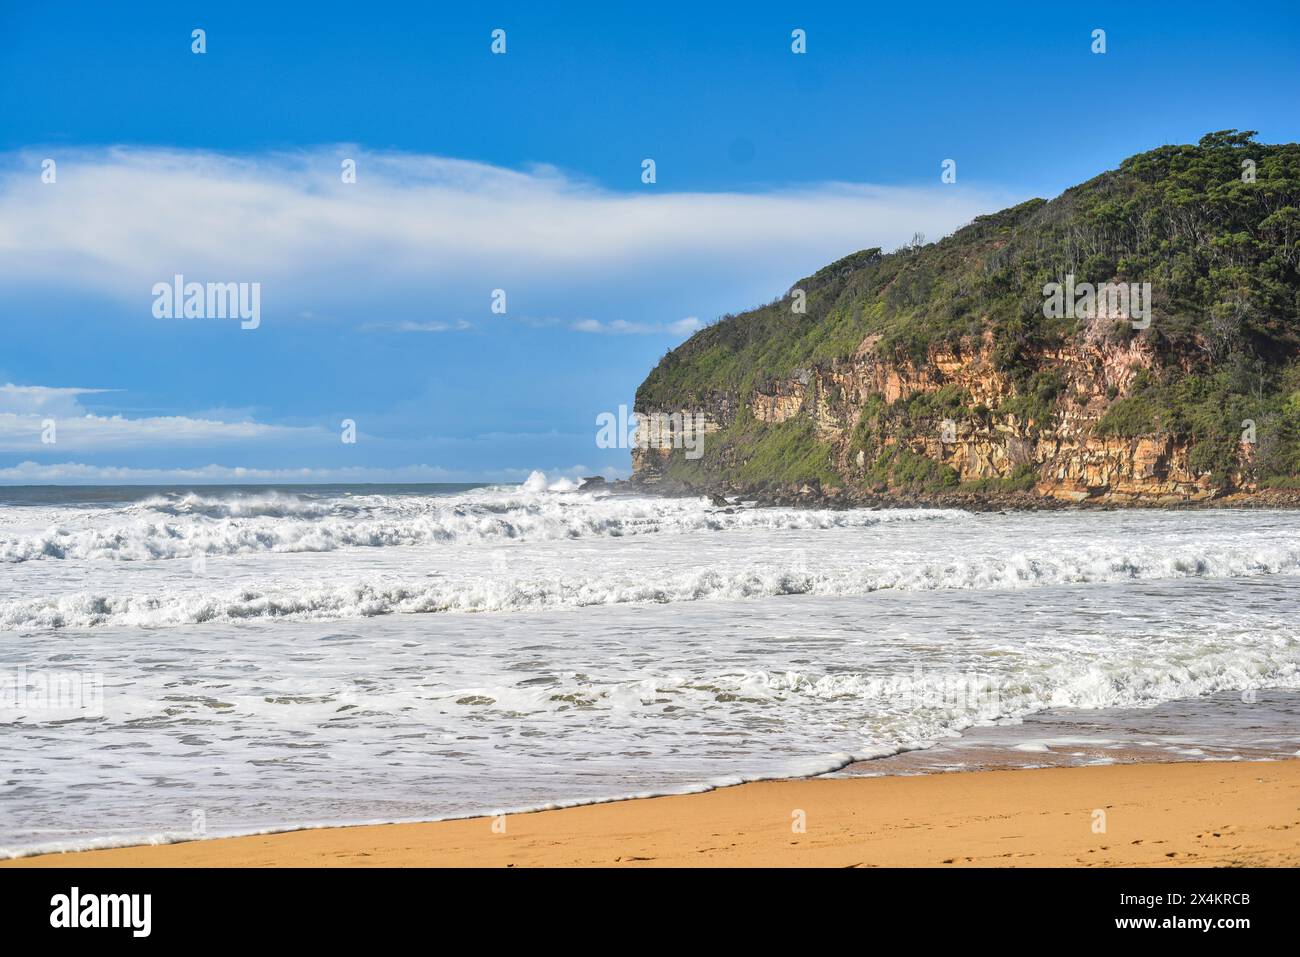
[634,326,1244,503]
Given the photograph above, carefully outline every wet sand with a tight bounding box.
[6,760,1298,868]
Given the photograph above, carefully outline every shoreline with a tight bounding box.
[6,759,1298,868]
[6,690,1296,865]
[609,476,1300,511]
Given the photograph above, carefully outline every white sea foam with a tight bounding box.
[3,636,1296,859]
[5,538,1298,630]
[0,489,965,563]
[137,491,340,519]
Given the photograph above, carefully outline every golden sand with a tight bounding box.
[6,760,1298,868]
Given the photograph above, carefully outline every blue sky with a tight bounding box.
[2,0,1298,484]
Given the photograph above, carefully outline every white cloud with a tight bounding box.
[0,384,117,417]
[0,382,323,452]
[0,461,451,485]
[570,317,701,335]
[0,460,629,486]
[0,146,1018,321]
[359,319,474,333]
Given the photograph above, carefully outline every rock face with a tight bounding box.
[633,326,1247,503]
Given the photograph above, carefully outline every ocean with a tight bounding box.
[2,476,1298,857]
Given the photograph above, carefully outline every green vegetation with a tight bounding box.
[958,464,1039,494]
[733,418,841,487]
[657,413,841,489]
[1094,393,1163,438]
[1092,358,1294,485]
[637,132,1300,488]
[1000,369,1063,429]
[865,445,959,492]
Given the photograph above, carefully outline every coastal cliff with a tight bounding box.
[632,132,1300,505]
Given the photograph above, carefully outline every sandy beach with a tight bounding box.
[7,760,1297,868]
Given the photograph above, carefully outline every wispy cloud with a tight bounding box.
[0,461,452,485]
[359,319,474,333]
[0,461,629,486]
[0,384,118,416]
[0,146,1017,324]
[570,317,701,335]
[0,383,324,453]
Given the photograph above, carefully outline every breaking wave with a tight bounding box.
[6,540,1299,630]
[136,492,341,520]
[0,492,966,563]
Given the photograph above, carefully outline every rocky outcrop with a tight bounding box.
[633,324,1255,504]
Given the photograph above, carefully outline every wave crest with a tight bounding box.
[0,492,963,563]
[6,542,1298,630]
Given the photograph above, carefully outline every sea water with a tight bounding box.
[2,476,1298,856]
